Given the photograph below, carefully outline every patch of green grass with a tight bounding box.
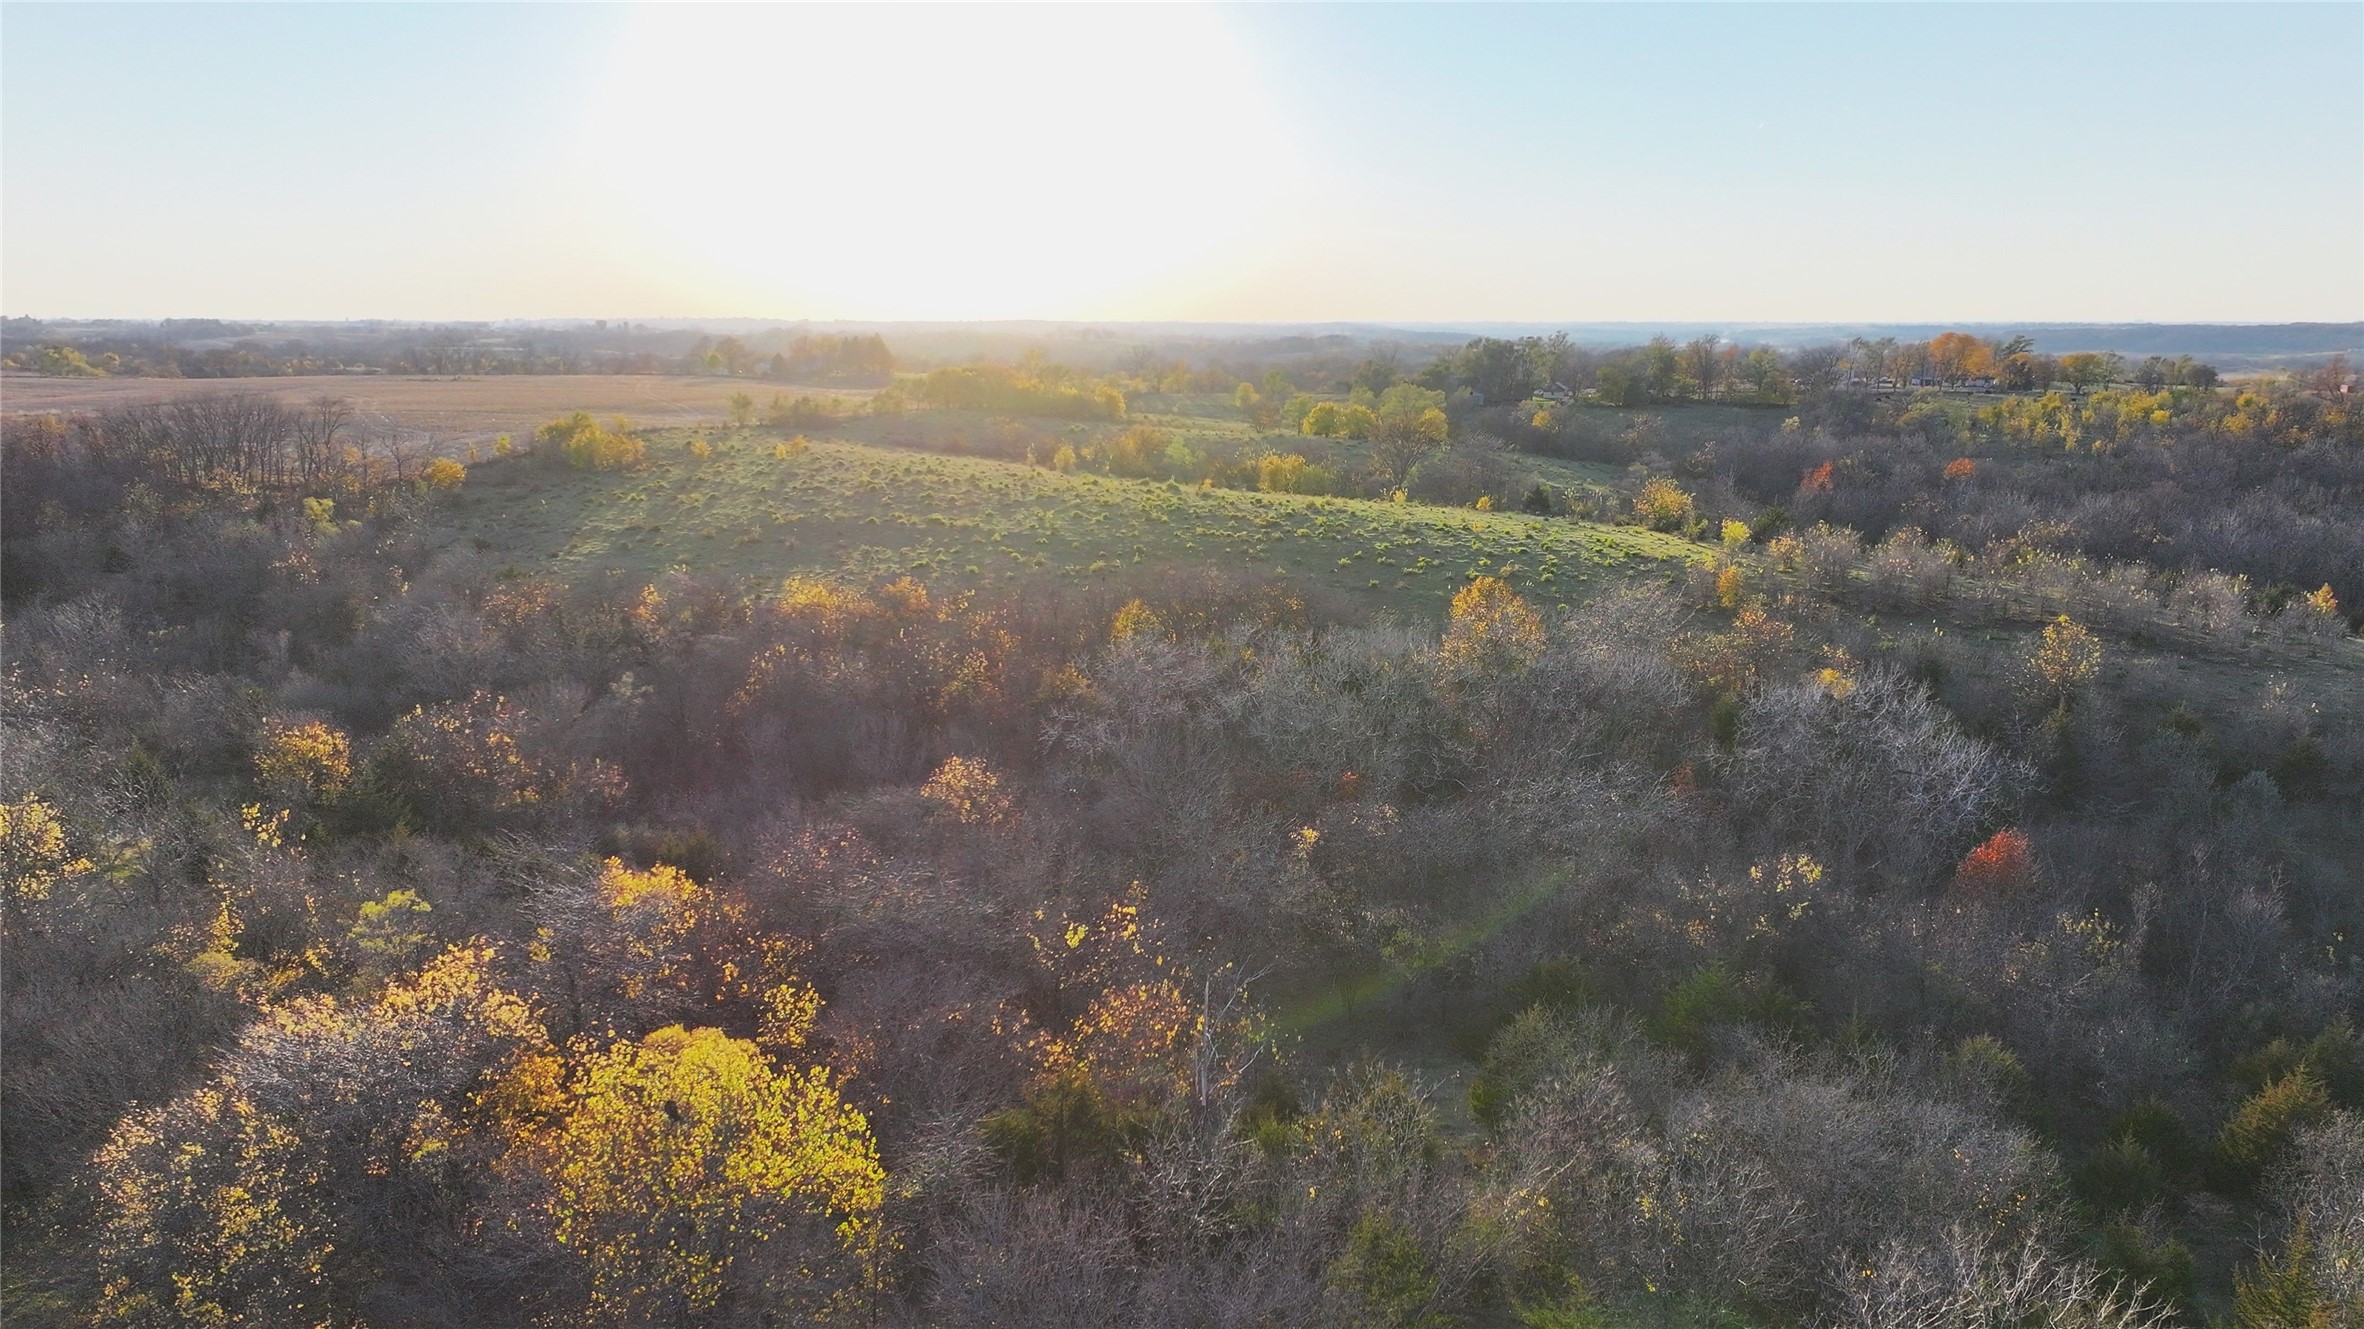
[1565,402,1793,449]
[439,429,1703,618]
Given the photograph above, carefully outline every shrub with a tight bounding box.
[2264,1114,2364,1318]
[254,718,353,804]
[2298,1022,2364,1106]
[1405,441,1514,507]
[919,755,1012,826]
[1649,962,1803,1057]
[348,888,434,968]
[2028,616,2103,697]
[1327,1210,1446,1328]
[376,692,550,835]
[1714,562,1744,609]
[1109,598,1165,643]
[1470,1005,1591,1128]
[535,411,644,470]
[764,393,843,429]
[88,948,546,1326]
[1439,576,1544,673]
[1103,425,1173,478]
[1943,1033,2032,1115]
[981,1069,1132,1184]
[1634,477,1696,532]
[1255,451,1330,494]
[0,795,92,904]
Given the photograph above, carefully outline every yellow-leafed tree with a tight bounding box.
[536,1025,885,1324]
[1439,575,1545,674]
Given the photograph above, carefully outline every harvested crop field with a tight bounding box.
[0,373,867,448]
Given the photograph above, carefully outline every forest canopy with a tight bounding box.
[1,328,2360,1328]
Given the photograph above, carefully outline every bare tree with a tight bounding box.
[292,396,353,490]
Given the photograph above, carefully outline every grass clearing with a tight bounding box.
[439,428,1704,619]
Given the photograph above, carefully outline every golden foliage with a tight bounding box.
[2029,615,2102,694]
[1676,604,1797,695]
[350,887,434,965]
[777,575,867,637]
[390,692,543,813]
[1714,562,1744,610]
[919,754,1013,826]
[1256,451,1314,494]
[1439,575,1545,673]
[91,946,546,1325]
[0,795,92,904]
[1110,597,1165,643]
[254,717,352,802]
[91,1085,325,1326]
[1634,476,1696,532]
[534,1025,885,1323]
[1040,979,1199,1103]
[536,411,644,470]
[596,858,704,1002]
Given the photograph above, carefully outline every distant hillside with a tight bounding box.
[1410,321,2364,360]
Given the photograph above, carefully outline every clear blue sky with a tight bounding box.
[5,2,2358,322]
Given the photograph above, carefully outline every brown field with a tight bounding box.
[0,373,868,448]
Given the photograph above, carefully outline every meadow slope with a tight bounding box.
[438,430,1703,618]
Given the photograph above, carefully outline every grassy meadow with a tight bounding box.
[441,425,1701,619]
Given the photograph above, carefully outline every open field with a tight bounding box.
[844,402,1634,503]
[0,373,867,449]
[438,429,1703,619]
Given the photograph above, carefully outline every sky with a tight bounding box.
[4,2,2359,324]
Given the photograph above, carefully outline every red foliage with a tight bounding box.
[1943,458,1977,481]
[1954,829,2034,894]
[1801,461,1835,494]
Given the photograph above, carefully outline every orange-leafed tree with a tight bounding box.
[1955,829,2034,895]
[1929,332,1995,384]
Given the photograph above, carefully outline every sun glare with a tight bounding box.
[587,5,1295,320]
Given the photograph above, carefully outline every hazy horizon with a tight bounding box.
[6,3,2359,326]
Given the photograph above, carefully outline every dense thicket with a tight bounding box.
[2,382,2359,1327]
[1497,380,2364,616]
